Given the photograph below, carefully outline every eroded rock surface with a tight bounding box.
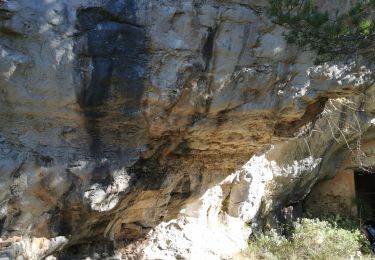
[0,0,374,259]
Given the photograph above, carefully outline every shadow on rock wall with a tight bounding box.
[74,2,148,158]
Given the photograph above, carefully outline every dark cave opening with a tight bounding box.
[354,170,375,223]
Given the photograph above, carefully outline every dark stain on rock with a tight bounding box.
[0,216,5,234]
[105,0,137,23]
[82,111,103,155]
[37,155,54,167]
[74,3,148,156]
[130,159,167,190]
[0,5,21,37]
[75,7,147,109]
[90,160,114,186]
[202,27,217,71]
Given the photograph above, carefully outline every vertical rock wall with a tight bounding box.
[0,0,374,259]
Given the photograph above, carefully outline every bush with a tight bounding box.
[246,217,370,259]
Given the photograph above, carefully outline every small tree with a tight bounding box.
[266,0,375,63]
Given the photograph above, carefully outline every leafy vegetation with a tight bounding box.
[246,216,372,259]
[266,0,375,63]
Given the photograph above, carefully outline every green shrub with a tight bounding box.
[359,19,373,36]
[246,217,370,260]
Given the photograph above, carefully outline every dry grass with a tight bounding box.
[244,217,375,260]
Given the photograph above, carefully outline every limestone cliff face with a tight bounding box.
[0,0,374,259]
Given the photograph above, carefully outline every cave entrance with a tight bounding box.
[354,170,375,223]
